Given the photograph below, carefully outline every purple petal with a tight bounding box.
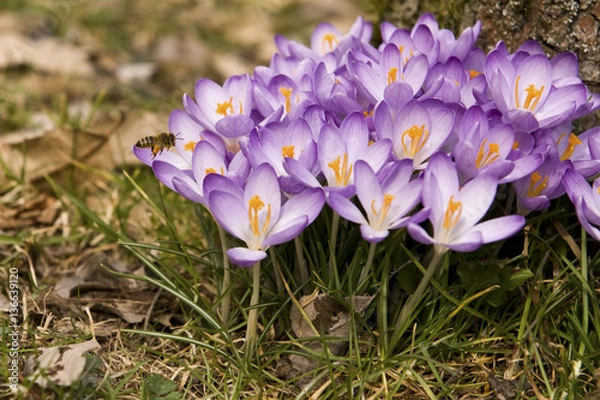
[263,215,308,247]
[172,176,204,204]
[208,190,249,241]
[215,115,255,138]
[227,247,267,267]
[152,161,191,193]
[360,224,389,243]
[469,215,526,244]
[407,222,436,245]
[446,230,484,252]
[327,191,367,225]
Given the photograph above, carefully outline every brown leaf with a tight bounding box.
[286,292,373,384]
[30,338,101,388]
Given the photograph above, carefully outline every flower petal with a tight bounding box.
[227,247,268,267]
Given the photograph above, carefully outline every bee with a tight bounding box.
[135,132,181,159]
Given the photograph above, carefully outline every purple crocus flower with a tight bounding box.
[328,159,426,242]
[452,106,542,183]
[563,168,600,241]
[253,61,315,121]
[549,123,600,178]
[411,13,481,64]
[485,48,589,132]
[274,16,372,65]
[407,152,525,252]
[421,57,466,103]
[240,119,318,194]
[203,164,325,267]
[182,74,255,153]
[374,99,455,169]
[349,43,428,109]
[288,112,392,197]
[512,148,571,213]
[150,140,249,205]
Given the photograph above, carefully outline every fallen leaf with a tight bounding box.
[30,338,101,388]
[285,291,373,385]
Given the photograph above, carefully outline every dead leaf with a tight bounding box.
[0,31,93,76]
[0,192,60,229]
[0,109,162,186]
[285,291,373,384]
[30,338,101,388]
[90,299,147,324]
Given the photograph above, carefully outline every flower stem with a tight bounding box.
[358,242,377,289]
[392,246,446,343]
[246,261,261,360]
[328,212,341,288]
[294,236,310,294]
[217,225,231,326]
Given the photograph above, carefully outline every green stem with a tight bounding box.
[246,261,261,360]
[378,255,391,357]
[218,225,231,326]
[269,247,283,295]
[294,236,310,294]
[328,212,341,288]
[392,246,446,343]
[578,228,588,357]
[359,242,377,289]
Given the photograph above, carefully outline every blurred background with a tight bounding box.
[0,0,370,183]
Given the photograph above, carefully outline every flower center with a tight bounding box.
[387,67,398,85]
[475,138,500,169]
[371,193,395,228]
[443,195,462,230]
[205,167,225,175]
[184,141,196,152]
[279,87,295,114]
[401,124,429,158]
[215,96,243,117]
[469,70,480,79]
[282,145,295,158]
[557,132,582,161]
[321,33,339,54]
[515,76,544,111]
[248,194,271,238]
[527,171,548,197]
[327,153,353,187]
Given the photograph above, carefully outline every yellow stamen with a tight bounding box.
[515,76,544,111]
[559,133,582,161]
[443,195,462,230]
[401,124,429,157]
[205,166,225,175]
[184,141,196,152]
[248,195,271,238]
[512,141,520,150]
[387,67,398,85]
[475,138,500,169]
[469,70,480,79]
[371,193,395,225]
[282,145,295,158]
[216,97,234,116]
[280,87,293,114]
[363,110,373,118]
[527,171,548,197]
[327,153,353,186]
[321,33,339,54]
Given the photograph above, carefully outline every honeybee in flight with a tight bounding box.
[135,132,181,159]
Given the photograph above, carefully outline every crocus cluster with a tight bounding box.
[134,14,600,266]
